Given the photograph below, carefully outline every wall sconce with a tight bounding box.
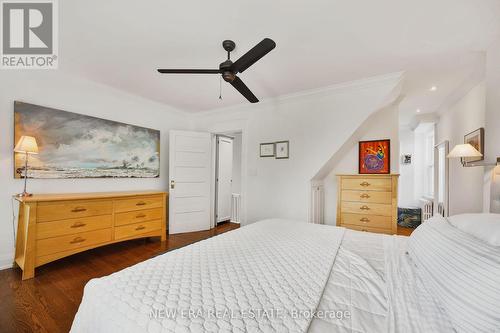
[447,144,482,167]
[447,144,500,167]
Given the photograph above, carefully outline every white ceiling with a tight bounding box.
[60,0,500,119]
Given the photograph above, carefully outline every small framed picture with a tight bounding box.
[275,141,289,159]
[464,128,484,164]
[402,154,412,165]
[260,143,275,157]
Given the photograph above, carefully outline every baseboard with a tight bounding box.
[0,253,14,271]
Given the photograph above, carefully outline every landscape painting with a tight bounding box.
[14,101,160,179]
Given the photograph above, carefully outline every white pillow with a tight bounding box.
[408,216,500,332]
[448,213,500,246]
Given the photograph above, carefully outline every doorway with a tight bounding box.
[214,132,242,225]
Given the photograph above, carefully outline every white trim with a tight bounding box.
[0,253,14,271]
[196,72,405,116]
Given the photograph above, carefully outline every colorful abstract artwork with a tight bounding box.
[14,101,160,179]
[359,139,390,174]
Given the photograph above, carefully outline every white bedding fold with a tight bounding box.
[71,219,346,333]
[384,234,454,333]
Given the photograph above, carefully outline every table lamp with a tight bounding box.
[14,136,39,197]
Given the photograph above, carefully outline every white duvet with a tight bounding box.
[71,219,453,333]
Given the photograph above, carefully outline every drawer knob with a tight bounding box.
[135,225,146,231]
[136,214,146,218]
[70,222,87,228]
[360,218,370,223]
[360,193,370,199]
[360,181,371,187]
[360,205,370,210]
[361,229,367,232]
[70,237,86,244]
[71,207,87,213]
[136,201,147,206]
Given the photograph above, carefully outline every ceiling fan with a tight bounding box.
[157,38,276,103]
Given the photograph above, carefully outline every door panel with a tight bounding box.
[169,131,211,234]
[216,136,233,223]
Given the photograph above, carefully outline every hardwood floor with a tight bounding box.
[397,226,415,236]
[0,222,240,333]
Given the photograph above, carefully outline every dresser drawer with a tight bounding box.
[115,208,163,226]
[341,177,392,191]
[114,219,162,240]
[341,224,393,235]
[37,200,113,222]
[341,213,392,229]
[36,228,112,257]
[341,190,392,204]
[36,215,112,239]
[341,202,392,216]
[114,196,163,213]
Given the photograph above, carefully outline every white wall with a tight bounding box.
[193,73,403,225]
[484,38,500,211]
[0,71,190,269]
[436,83,486,215]
[399,127,416,207]
[323,104,400,225]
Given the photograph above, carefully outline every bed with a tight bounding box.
[71,216,500,333]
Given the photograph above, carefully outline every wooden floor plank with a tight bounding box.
[0,222,239,333]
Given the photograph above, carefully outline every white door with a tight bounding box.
[216,136,233,223]
[169,130,212,234]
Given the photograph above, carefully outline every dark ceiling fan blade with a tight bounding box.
[157,69,221,74]
[230,76,259,103]
[231,38,276,73]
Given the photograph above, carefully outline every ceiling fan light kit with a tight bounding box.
[157,38,276,103]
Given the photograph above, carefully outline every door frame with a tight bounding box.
[214,134,234,225]
[208,126,247,229]
[434,140,450,217]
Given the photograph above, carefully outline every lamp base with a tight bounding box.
[16,192,33,198]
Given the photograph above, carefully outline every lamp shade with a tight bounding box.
[14,136,39,154]
[447,143,482,158]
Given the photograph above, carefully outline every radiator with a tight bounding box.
[437,202,445,217]
[420,198,434,222]
[310,183,324,224]
[231,193,241,223]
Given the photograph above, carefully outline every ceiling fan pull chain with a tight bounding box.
[219,76,223,100]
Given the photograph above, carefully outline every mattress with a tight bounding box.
[71,220,454,333]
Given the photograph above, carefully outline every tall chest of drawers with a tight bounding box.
[14,191,167,280]
[336,174,399,235]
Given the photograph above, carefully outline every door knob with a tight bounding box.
[170,180,175,189]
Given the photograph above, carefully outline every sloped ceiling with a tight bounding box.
[59,0,500,119]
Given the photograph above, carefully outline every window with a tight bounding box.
[424,130,435,198]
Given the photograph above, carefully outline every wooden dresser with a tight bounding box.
[336,174,399,235]
[14,191,168,280]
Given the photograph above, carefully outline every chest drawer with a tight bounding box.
[36,228,112,257]
[341,213,392,229]
[115,207,163,226]
[341,190,392,204]
[36,215,112,240]
[114,196,163,213]
[341,202,392,216]
[37,200,113,222]
[114,219,162,240]
[341,224,393,235]
[341,177,392,191]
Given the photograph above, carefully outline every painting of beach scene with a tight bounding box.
[14,101,160,179]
